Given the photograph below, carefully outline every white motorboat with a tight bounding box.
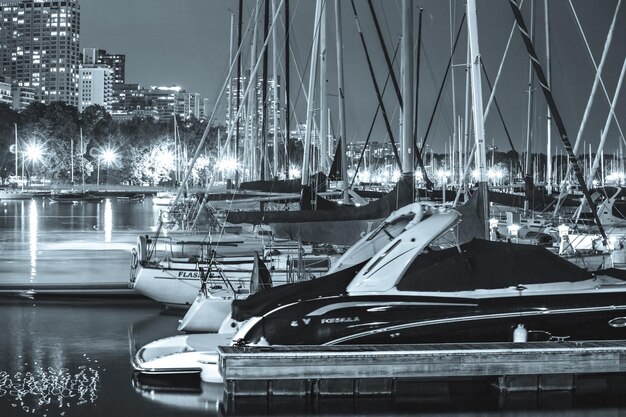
[130,202,437,378]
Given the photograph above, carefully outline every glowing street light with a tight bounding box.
[97,146,118,186]
[21,141,45,189]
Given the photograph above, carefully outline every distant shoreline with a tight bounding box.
[0,182,230,197]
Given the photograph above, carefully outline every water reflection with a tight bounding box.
[104,199,113,242]
[0,196,160,285]
[28,200,37,280]
[0,364,101,414]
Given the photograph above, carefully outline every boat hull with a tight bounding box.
[236,290,626,346]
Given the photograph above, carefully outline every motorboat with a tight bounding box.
[231,208,626,347]
[176,203,428,333]
[130,202,435,377]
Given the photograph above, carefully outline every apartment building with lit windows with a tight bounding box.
[78,64,112,112]
[0,0,80,106]
[82,47,125,84]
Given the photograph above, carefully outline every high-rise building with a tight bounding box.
[176,91,200,119]
[0,76,12,106]
[82,48,125,84]
[0,0,81,106]
[78,65,113,112]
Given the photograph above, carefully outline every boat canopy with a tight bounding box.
[396,239,594,293]
[231,261,367,322]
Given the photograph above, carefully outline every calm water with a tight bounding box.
[1,196,626,416]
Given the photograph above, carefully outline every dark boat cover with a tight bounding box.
[226,177,413,225]
[397,239,593,292]
[239,172,327,193]
[231,260,368,321]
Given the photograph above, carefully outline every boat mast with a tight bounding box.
[14,123,18,179]
[466,0,489,238]
[319,0,329,174]
[401,0,413,185]
[449,0,457,189]
[261,0,270,180]
[334,0,349,204]
[271,0,280,178]
[523,0,535,213]
[246,1,260,181]
[284,0,290,179]
[228,10,235,169]
[80,127,84,190]
[544,0,552,194]
[235,0,243,187]
[301,0,322,199]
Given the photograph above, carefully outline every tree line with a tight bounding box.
[0,102,217,186]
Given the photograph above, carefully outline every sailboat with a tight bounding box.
[131,200,444,376]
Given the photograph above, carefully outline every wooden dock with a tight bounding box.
[218,341,626,397]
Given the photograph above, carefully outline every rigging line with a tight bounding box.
[365,0,430,187]
[568,0,626,146]
[151,5,259,253]
[509,0,607,243]
[421,46,455,140]
[350,0,402,170]
[367,0,402,107]
[350,40,401,188]
[554,0,622,216]
[479,58,523,175]
[420,12,466,150]
[484,0,524,120]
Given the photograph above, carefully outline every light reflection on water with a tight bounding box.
[0,365,100,414]
[28,200,37,281]
[0,197,159,285]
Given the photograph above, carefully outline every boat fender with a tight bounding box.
[513,324,528,343]
[136,235,148,265]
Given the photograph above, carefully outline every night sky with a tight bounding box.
[79,0,626,155]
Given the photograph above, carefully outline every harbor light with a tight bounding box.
[101,147,118,165]
[217,157,239,173]
[24,142,44,163]
[489,218,499,241]
[507,223,520,240]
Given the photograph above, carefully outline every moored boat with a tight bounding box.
[231,207,626,347]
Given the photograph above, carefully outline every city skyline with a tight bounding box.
[14,0,626,156]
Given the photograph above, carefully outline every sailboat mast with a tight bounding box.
[271,0,280,178]
[284,0,290,179]
[335,0,349,204]
[544,0,552,194]
[401,0,413,184]
[228,10,235,164]
[301,0,322,189]
[80,127,85,189]
[260,0,270,180]
[466,0,489,238]
[524,0,535,212]
[14,123,18,179]
[235,0,243,187]
[319,0,329,174]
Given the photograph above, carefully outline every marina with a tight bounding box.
[2,0,626,415]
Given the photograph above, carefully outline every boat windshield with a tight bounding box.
[366,213,424,242]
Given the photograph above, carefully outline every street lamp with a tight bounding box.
[97,147,118,187]
[21,142,44,189]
